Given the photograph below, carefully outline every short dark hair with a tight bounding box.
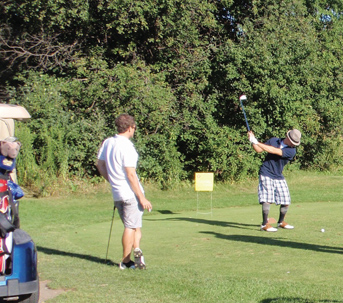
[115,114,135,133]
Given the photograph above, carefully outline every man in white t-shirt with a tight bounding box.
[96,114,152,270]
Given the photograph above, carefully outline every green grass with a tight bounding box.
[18,172,343,302]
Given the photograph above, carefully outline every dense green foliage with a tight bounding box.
[1,0,343,193]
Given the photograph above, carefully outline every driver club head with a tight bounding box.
[239,94,247,101]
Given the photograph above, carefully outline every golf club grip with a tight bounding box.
[240,100,250,131]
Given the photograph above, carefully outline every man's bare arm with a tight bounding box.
[254,142,282,156]
[96,159,109,182]
[248,131,282,156]
[125,167,152,210]
[252,143,264,153]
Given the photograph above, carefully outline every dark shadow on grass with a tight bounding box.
[201,232,343,255]
[157,210,178,215]
[37,246,118,266]
[147,217,258,230]
[260,298,343,303]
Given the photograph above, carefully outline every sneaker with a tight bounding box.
[119,260,135,270]
[134,248,146,269]
[278,221,294,229]
[260,223,278,232]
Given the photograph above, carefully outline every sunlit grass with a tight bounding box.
[18,172,343,303]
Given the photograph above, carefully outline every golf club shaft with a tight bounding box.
[105,206,115,263]
[240,99,250,131]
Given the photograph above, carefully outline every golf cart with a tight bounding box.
[0,104,39,303]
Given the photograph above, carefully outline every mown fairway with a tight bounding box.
[19,172,343,303]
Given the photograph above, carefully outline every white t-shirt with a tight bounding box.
[97,134,144,201]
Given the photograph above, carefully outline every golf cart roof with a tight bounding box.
[0,104,31,121]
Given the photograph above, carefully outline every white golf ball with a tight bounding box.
[321,228,325,232]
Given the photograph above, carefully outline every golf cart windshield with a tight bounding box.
[0,104,31,140]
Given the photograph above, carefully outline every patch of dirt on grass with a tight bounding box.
[39,280,66,303]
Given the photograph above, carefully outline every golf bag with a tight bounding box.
[0,138,23,275]
[0,178,18,274]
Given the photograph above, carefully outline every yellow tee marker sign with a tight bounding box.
[195,172,214,192]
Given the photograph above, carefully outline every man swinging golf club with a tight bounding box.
[248,129,301,232]
[96,114,152,269]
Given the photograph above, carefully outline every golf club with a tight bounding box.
[239,94,250,131]
[105,206,116,264]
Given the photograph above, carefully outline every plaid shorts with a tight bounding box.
[258,175,291,205]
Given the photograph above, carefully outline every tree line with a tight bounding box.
[1,0,343,194]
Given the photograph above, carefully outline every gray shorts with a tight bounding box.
[258,175,291,205]
[115,197,144,229]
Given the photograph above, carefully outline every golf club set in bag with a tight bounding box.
[0,137,39,302]
[0,138,23,274]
